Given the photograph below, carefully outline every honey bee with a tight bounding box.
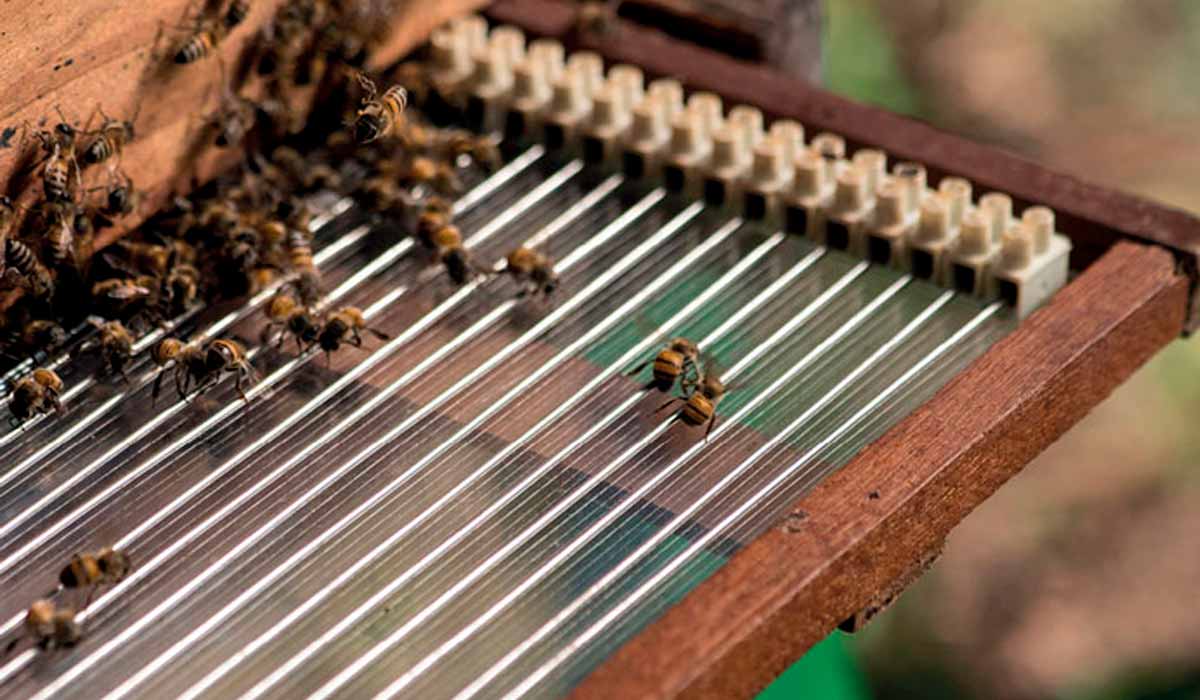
[406,156,462,195]
[4,238,55,298]
[178,338,256,403]
[111,240,171,276]
[431,224,487,286]
[8,368,64,428]
[415,200,451,249]
[0,195,18,243]
[285,227,313,271]
[81,319,135,382]
[150,337,201,404]
[91,276,154,314]
[12,600,80,652]
[82,109,136,167]
[658,362,726,440]
[263,290,319,352]
[503,247,559,298]
[314,306,388,365]
[174,18,226,64]
[58,546,132,607]
[37,200,76,268]
[352,74,408,143]
[7,319,68,358]
[626,338,699,392]
[355,175,411,217]
[443,130,502,172]
[210,93,257,148]
[99,172,140,220]
[224,0,250,28]
[393,61,431,109]
[291,266,323,307]
[33,119,80,203]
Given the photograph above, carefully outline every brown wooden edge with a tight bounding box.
[486,0,1200,333]
[571,243,1186,698]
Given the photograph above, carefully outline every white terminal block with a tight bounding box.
[543,69,593,151]
[979,192,1013,243]
[769,120,806,162]
[784,149,834,240]
[699,104,763,208]
[607,64,645,111]
[809,132,846,186]
[938,177,973,227]
[505,57,552,141]
[865,176,919,268]
[581,82,635,166]
[701,123,751,207]
[686,92,725,138]
[466,45,515,133]
[452,15,488,52]
[621,96,670,179]
[663,110,713,197]
[429,27,474,109]
[647,79,684,123]
[527,38,565,82]
[908,193,959,284]
[566,51,605,97]
[840,149,886,254]
[892,162,928,212]
[823,165,873,254]
[991,206,1072,317]
[488,25,526,68]
[741,132,796,223]
[949,208,997,297]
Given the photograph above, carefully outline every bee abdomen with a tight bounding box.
[175,32,214,64]
[382,86,408,120]
[681,396,712,426]
[6,238,37,273]
[44,162,70,201]
[84,136,113,164]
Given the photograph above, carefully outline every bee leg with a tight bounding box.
[4,635,22,656]
[350,329,364,347]
[625,360,650,377]
[83,584,97,610]
[233,373,251,405]
[325,349,332,368]
[704,414,718,443]
[366,326,390,341]
[656,397,683,414]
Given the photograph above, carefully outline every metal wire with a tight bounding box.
[0,138,1017,699]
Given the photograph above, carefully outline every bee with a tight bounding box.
[406,156,462,195]
[8,368,64,428]
[292,266,322,307]
[210,93,257,148]
[224,0,250,28]
[7,319,68,358]
[352,74,407,143]
[111,240,171,276]
[4,238,55,298]
[33,119,80,203]
[13,600,80,652]
[179,338,256,403]
[503,247,559,299]
[81,319,135,382]
[99,172,140,220]
[393,61,431,109]
[1,195,21,244]
[82,109,135,166]
[91,276,154,313]
[57,546,132,607]
[355,175,411,216]
[314,306,389,365]
[37,200,76,268]
[285,227,314,271]
[174,18,226,64]
[150,337,202,405]
[430,224,486,286]
[443,130,501,172]
[197,199,241,237]
[263,291,319,352]
[658,362,726,441]
[626,338,699,392]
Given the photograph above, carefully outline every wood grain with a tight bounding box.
[0,0,485,255]
[573,241,1188,699]
[488,0,1200,332]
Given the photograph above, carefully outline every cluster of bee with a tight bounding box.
[628,337,728,440]
[4,546,131,653]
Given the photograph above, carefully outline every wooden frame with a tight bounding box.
[479,1,1200,697]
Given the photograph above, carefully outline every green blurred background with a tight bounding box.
[761,1,1200,698]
